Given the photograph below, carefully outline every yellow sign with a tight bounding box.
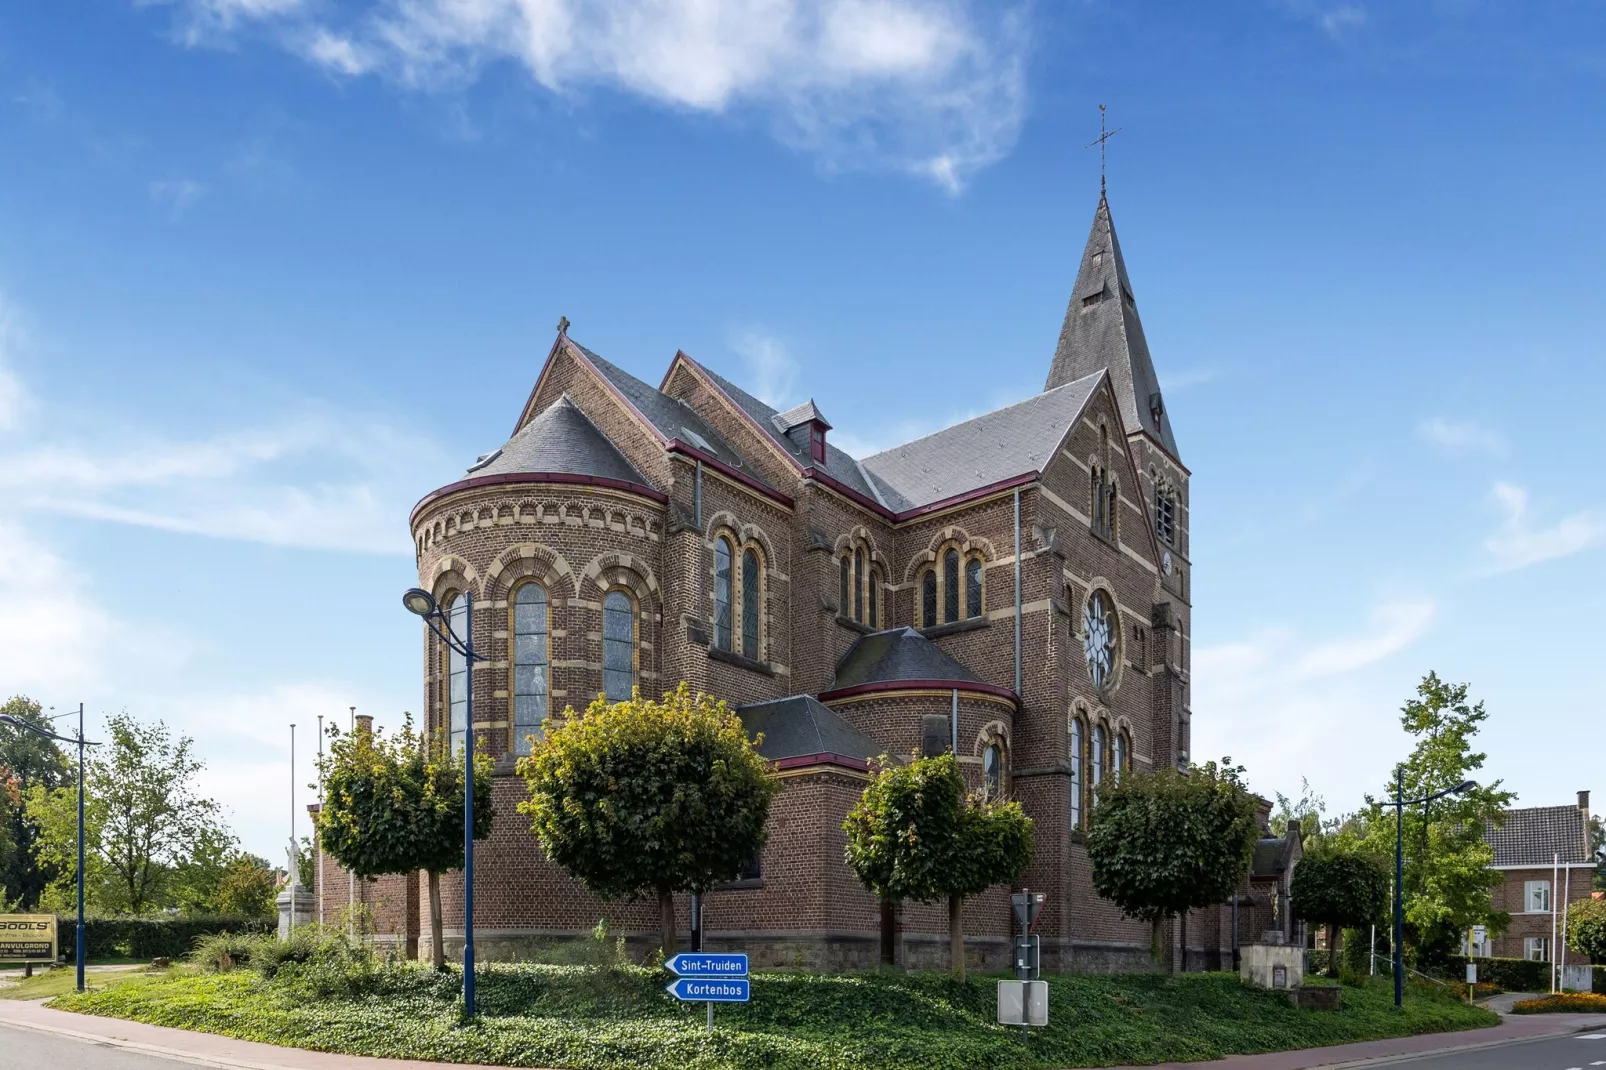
[0,915,57,963]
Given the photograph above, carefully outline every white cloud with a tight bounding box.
[730,328,800,408]
[0,295,28,433]
[1484,482,1606,573]
[1279,0,1367,40]
[141,0,1029,192]
[1417,416,1507,458]
[149,178,208,219]
[0,516,123,694]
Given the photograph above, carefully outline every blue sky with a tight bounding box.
[1,1,1602,860]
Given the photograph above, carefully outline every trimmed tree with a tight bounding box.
[1085,760,1260,968]
[844,752,1034,980]
[518,684,778,958]
[1567,895,1606,963]
[316,716,493,969]
[1290,850,1388,976]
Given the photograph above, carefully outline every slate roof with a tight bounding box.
[773,400,830,431]
[1251,836,1296,879]
[830,627,985,690]
[857,372,1103,512]
[1044,194,1180,459]
[468,394,653,489]
[736,695,880,762]
[570,343,763,479]
[1484,805,1591,867]
[682,358,882,502]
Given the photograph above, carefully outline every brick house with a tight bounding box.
[318,193,1242,972]
[1477,792,1595,962]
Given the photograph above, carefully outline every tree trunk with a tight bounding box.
[1151,915,1165,971]
[1180,911,1189,974]
[427,869,444,970]
[1327,923,1339,978]
[949,895,965,980]
[659,890,677,960]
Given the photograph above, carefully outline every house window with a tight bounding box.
[921,570,937,628]
[839,555,851,617]
[602,590,636,702]
[741,548,761,659]
[714,536,734,650]
[1525,880,1551,913]
[511,583,549,755]
[868,567,880,629]
[854,549,865,622]
[1155,485,1176,545]
[983,742,1004,800]
[1091,724,1105,796]
[1524,936,1550,962]
[1070,717,1084,828]
[943,549,960,623]
[965,556,983,619]
[444,593,470,755]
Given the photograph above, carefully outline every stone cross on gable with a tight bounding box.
[556,315,570,336]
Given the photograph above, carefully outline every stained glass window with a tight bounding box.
[921,570,937,629]
[1091,724,1105,796]
[603,591,635,702]
[714,537,733,650]
[943,549,959,623]
[741,548,760,659]
[983,743,1003,800]
[965,557,983,618]
[512,583,548,754]
[840,555,851,618]
[854,549,865,622]
[446,593,469,755]
[1070,718,1084,828]
[868,568,879,628]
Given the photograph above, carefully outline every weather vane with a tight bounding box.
[1085,104,1121,195]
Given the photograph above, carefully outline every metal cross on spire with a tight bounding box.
[1085,104,1121,195]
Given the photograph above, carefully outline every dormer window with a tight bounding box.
[810,424,826,463]
[772,400,832,466]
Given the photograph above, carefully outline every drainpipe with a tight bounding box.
[950,689,959,755]
[1013,488,1022,697]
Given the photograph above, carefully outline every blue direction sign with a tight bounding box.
[667,977,750,1003]
[665,952,749,979]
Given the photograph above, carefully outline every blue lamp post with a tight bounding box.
[402,587,481,1019]
[1391,769,1477,1008]
[1,704,99,993]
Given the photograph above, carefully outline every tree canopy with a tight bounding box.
[0,696,71,909]
[1567,895,1606,963]
[844,753,1034,979]
[1290,850,1388,975]
[317,714,493,968]
[1085,759,1260,963]
[519,684,777,957]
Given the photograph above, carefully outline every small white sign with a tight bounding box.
[997,980,1048,1026]
[1465,963,1477,984]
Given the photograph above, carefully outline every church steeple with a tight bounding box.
[1045,194,1179,459]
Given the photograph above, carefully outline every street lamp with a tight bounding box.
[1392,769,1477,1008]
[0,704,99,993]
[401,587,481,1019]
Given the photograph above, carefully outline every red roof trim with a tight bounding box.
[891,471,1038,523]
[817,679,1021,709]
[410,472,667,526]
[666,441,794,508]
[770,752,872,774]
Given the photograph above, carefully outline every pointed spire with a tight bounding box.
[1045,194,1179,459]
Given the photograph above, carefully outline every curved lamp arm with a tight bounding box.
[0,714,99,748]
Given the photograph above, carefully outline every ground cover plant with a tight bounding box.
[49,947,1498,1070]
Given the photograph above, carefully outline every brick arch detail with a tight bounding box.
[427,555,481,598]
[704,510,776,564]
[577,551,662,605]
[970,718,1011,757]
[832,525,886,568]
[485,542,577,600]
[902,526,996,583]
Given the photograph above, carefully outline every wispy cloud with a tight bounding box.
[138,0,1029,193]
[1484,482,1605,573]
[0,295,28,433]
[1279,0,1368,40]
[1418,416,1507,458]
[149,178,208,219]
[730,328,801,408]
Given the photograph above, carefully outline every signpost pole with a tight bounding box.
[76,702,85,994]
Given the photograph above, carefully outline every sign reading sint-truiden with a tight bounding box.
[0,915,57,963]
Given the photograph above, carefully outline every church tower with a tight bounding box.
[1048,193,1192,768]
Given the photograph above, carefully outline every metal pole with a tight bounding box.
[317,714,324,926]
[1560,862,1572,989]
[1393,766,1404,1009]
[1551,852,1559,993]
[76,702,85,994]
[289,723,296,936]
[349,707,356,923]
[462,596,476,1019]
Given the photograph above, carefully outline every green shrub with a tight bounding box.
[1447,955,1548,992]
[190,931,271,972]
[77,917,274,961]
[1340,928,1371,977]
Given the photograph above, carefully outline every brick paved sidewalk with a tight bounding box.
[2,995,1604,1070]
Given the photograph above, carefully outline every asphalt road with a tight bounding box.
[1370,1030,1606,1068]
[0,1022,192,1069]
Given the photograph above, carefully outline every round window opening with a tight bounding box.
[1082,589,1118,693]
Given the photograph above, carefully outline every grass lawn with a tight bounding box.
[46,963,1497,1070]
[1,965,158,1001]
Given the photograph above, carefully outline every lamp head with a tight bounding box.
[1456,780,1477,794]
[402,588,438,618]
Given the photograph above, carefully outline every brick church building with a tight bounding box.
[320,194,1254,972]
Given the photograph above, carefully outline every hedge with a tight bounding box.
[70,917,275,961]
[1447,955,1604,994]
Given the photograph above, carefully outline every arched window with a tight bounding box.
[741,548,760,660]
[1114,730,1129,781]
[854,548,865,622]
[1107,480,1119,539]
[714,536,734,651]
[1091,723,1105,798]
[868,567,880,629]
[602,590,636,702]
[965,556,983,619]
[1091,465,1105,531]
[444,593,470,755]
[511,583,549,755]
[921,570,937,629]
[943,549,960,623]
[1155,484,1176,545]
[1070,716,1084,828]
[839,554,851,618]
[983,742,1004,800]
